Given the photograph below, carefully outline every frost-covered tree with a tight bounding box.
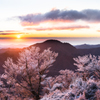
[68,78,100,100]
[0,47,58,100]
[41,69,75,95]
[41,54,100,100]
[41,77,86,100]
[74,55,100,80]
[41,77,100,100]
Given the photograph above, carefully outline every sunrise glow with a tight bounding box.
[17,35,21,39]
[0,0,100,48]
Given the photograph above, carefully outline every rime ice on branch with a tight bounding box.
[74,54,100,80]
[0,47,58,100]
[41,54,100,100]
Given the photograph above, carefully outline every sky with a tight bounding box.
[0,0,100,47]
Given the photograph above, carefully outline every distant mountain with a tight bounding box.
[75,44,100,49]
[0,40,100,76]
[32,40,78,76]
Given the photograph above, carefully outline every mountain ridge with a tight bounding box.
[0,39,100,76]
[75,44,100,49]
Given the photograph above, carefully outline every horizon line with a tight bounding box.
[0,37,100,39]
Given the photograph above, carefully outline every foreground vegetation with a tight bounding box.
[0,47,100,100]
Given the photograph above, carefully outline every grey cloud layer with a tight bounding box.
[18,9,100,25]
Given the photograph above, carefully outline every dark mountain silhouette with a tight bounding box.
[0,39,100,76]
[78,47,100,56]
[32,40,78,76]
[75,44,100,49]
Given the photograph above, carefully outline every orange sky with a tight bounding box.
[1,0,100,47]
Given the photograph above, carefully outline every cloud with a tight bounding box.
[25,25,90,31]
[0,33,22,35]
[0,30,23,35]
[18,9,100,26]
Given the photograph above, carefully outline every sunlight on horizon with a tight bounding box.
[17,35,21,39]
[0,38,100,48]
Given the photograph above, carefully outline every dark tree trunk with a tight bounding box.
[35,95,40,100]
[36,76,42,100]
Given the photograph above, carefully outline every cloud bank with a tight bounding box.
[18,9,100,26]
[25,25,89,31]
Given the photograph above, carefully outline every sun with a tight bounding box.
[17,35,21,39]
